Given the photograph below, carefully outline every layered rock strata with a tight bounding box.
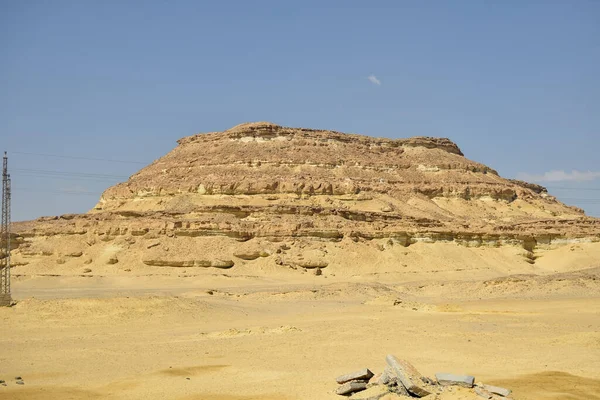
[10,122,600,272]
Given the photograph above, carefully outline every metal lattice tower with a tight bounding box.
[1,151,12,306]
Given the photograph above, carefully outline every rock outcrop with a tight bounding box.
[10,122,600,274]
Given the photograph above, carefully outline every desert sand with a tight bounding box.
[2,242,600,399]
[2,123,600,399]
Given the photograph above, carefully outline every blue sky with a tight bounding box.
[1,0,599,221]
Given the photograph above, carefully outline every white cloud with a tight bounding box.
[516,170,600,182]
[367,75,381,86]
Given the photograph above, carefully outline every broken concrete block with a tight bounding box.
[336,368,374,384]
[377,367,395,386]
[481,384,511,397]
[368,372,382,385]
[336,381,367,395]
[385,355,431,397]
[368,370,397,387]
[435,373,475,388]
[475,387,493,399]
[420,376,435,385]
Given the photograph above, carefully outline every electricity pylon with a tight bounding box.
[1,152,12,306]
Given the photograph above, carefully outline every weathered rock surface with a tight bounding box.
[9,122,600,273]
[142,258,234,268]
[233,251,263,260]
[107,256,119,265]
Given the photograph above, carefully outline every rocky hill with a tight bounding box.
[9,122,600,276]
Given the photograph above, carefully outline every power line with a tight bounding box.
[9,153,600,189]
[555,200,600,206]
[559,197,600,200]
[12,151,148,165]
[547,186,600,191]
[558,198,600,204]
[12,173,126,183]
[13,187,102,196]
[13,168,127,178]
[12,168,128,182]
[11,174,122,183]
[5,155,600,204]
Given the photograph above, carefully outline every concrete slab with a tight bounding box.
[482,384,511,397]
[385,355,431,397]
[475,386,493,399]
[336,368,375,384]
[337,381,368,395]
[436,373,475,388]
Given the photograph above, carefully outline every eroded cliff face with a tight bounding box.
[9,122,600,274]
[96,122,489,204]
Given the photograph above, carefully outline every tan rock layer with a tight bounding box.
[9,122,600,272]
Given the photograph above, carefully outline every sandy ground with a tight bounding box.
[2,244,600,399]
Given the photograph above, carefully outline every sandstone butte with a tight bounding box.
[9,122,600,273]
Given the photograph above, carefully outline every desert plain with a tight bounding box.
[1,123,599,399]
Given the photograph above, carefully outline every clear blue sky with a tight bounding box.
[1,0,599,221]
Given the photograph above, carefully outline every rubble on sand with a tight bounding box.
[334,355,513,399]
